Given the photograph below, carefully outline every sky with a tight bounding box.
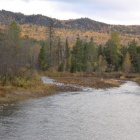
[0,0,140,25]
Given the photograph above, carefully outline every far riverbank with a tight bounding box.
[0,72,140,103]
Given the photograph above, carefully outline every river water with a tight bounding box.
[0,80,140,140]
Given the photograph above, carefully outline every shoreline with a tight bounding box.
[0,83,80,104]
[53,77,122,89]
[0,73,139,104]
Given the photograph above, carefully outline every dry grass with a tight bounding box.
[44,71,123,88]
[0,76,80,103]
[53,76,122,89]
[0,79,57,103]
[130,75,140,85]
[0,72,139,103]
[100,78,121,87]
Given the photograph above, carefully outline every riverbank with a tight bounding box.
[46,72,140,87]
[53,77,121,89]
[0,79,80,103]
[0,72,139,103]
[0,85,80,104]
[0,84,53,103]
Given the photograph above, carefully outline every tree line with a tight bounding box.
[39,31,140,73]
[0,21,140,86]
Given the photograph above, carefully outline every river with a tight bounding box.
[0,80,140,140]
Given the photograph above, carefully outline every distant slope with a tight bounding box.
[1,10,140,36]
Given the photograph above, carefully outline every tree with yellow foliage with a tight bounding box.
[123,52,132,73]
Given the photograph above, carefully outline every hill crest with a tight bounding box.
[1,10,140,36]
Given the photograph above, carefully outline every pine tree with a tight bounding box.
[97,44,105,57]
[57,36,65,71]
[71,37,84,72]
[65,38,70,71]
[137,46,140,72]
[105,32,122,71]
[128,39,138,72]
[46,19,56,68]
[57,36,63,65]
[38,41,48,70]
[84,37,97,71]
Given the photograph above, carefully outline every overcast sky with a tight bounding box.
[0,0,140,25]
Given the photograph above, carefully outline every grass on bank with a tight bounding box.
[0,71,140,103]
[0,71,57,103]
[44,70,140,87]
[0,79,56,103]
[43,71,124,88]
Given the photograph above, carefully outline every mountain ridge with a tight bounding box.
[1,10,140,36]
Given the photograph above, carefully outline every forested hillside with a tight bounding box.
[1,10,140,35]
[0,10,140,88]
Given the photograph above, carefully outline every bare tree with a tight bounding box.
[0,22,40,85]
[46,18,56,67]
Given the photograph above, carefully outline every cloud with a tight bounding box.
[21,0,30,2]
[1,0,140,25]
[46,0,140,24]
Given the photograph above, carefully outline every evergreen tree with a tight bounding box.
[137,46,140,54]
[97,44,105,57]
[128,39,138,72]
[46,19,56,68]
[105,32,122,71]
[57,36,63,64]
[0,30,4,43]
[71,37,84,72]
[84,37,97,71]
[38,41,48,70]
[65,38,70,71]
[57,36,65,71]
[137,46,140,72]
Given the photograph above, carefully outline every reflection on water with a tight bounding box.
[0,81,140,140]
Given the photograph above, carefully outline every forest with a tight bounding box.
[0,21,140,87]
[38,22,140,73]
